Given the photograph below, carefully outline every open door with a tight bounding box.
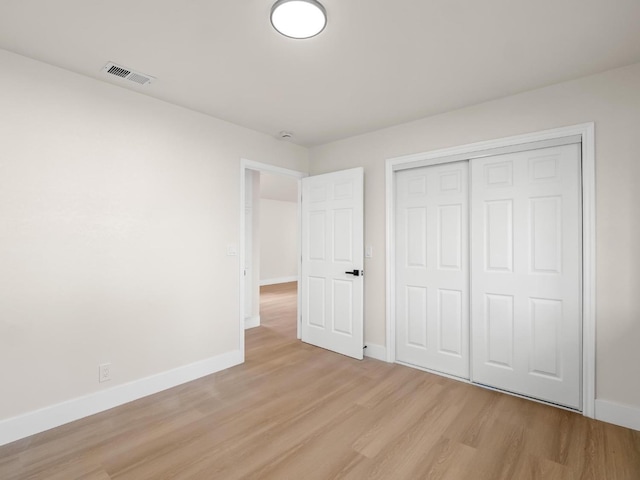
[301,168,364,359]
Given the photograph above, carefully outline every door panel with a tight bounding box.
[438,289,463,355]
[470,143,582,409]
[406,285,428,348]
[301,168,364,359]
[395,162,469,378]
[485,293,514,368]
[485,200,513,272]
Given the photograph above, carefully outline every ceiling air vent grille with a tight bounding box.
[102,62,155,86]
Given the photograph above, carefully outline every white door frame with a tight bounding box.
[239,158,307,360]
[385,123,596,417]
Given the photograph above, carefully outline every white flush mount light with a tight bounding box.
[271,0,327,39]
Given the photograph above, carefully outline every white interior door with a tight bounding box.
[470,143,582,409]
[395,162,470,378]
[301,168,364,359]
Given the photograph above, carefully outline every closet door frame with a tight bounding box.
[385,123,596,418]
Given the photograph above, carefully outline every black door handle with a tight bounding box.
[345,269,362,277]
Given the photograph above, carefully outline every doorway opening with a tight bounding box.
[239,159,306,359]
[258,282,299,341]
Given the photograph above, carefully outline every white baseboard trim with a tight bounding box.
[364,343,388,362]
[0,349,243,447]
[595,399,640,431]
[244,315,261,329]
[260,276,298,286]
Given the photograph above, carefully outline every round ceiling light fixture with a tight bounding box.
[270,0,327,39]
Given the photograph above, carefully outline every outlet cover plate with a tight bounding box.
[99,363,111,383]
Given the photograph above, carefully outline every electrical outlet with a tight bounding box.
[98,363,111,383]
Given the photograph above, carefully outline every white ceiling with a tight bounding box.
[1,1,639,146]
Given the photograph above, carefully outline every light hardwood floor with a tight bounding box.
[1,281,639,479]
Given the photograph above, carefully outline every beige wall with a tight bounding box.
[310,62,640,408]
[259,199,298,283]
[0,49,308,421]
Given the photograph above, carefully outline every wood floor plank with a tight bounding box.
[352,379,442,459]
[1,281,639,479]
[511,455,570,480]
[411,436,477,480]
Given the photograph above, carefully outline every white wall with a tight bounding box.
[309,62,640,410]
[259,199,298,284]
[0,49,308,424]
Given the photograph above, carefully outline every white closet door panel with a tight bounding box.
[470,143,582,409]
[395,162,469,379]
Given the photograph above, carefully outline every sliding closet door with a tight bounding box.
[395,162,469,379]
[470,144,582,409]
